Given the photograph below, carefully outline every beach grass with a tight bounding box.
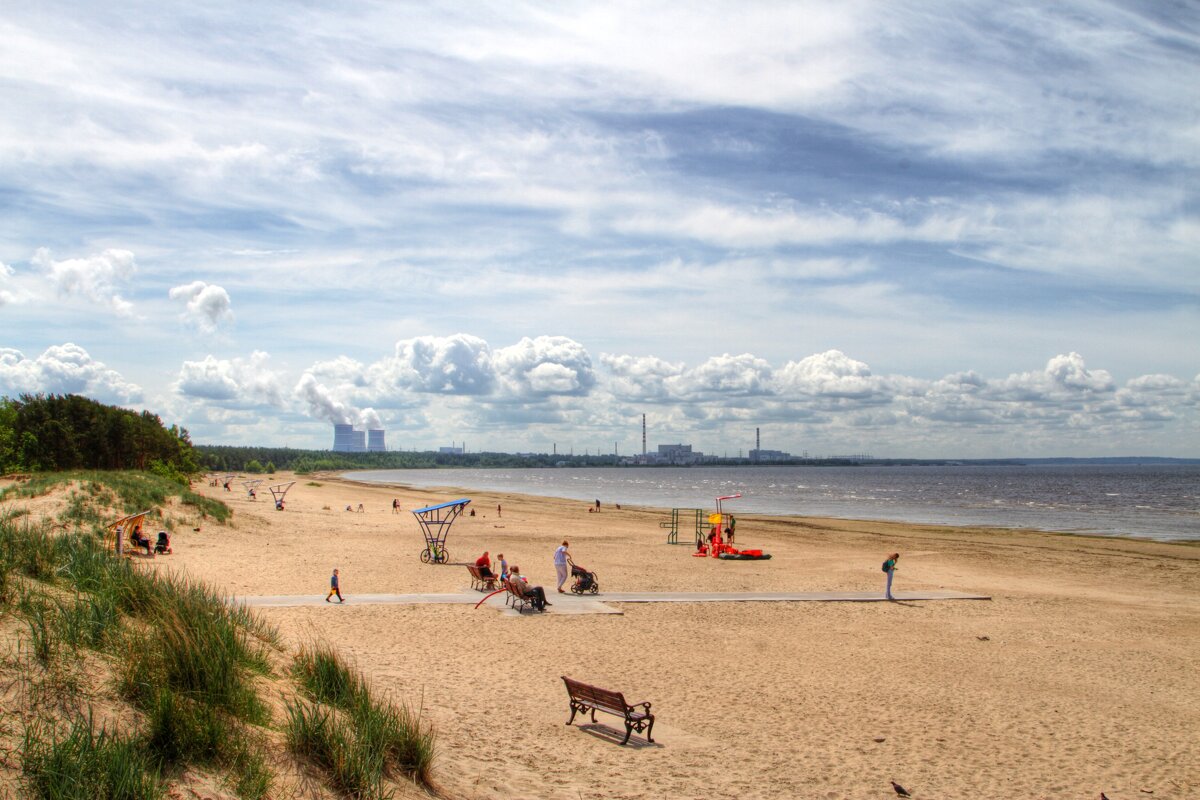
[22,714,163,800]
[288,643,436,791]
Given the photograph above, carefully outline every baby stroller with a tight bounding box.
[569,563,599,594]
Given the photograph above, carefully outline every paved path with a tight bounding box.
[237,589,990,615]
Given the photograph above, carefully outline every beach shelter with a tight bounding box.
[241,479,263,499]
[268,481,295,510]
[411,498,471,563]
[105,510,153,556]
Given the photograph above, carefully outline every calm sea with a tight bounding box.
[349,464,1200,543]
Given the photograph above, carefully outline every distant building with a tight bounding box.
[653,443,703,464]
[332,423,375,453]
[438,446,464,455]
[750,448,791,462]
[367,429,386,452]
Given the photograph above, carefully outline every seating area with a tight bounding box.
[467,564,497,592]
[503,578,542,614]
[561,676,654,745]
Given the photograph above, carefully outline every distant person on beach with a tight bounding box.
[882,553,900,600]
[497,503,502,517]
[326,568,345,603]
[497,553,508,581]
[356,503,365,513]
[475,551,495,579]
[595,498,601,512]
[509,566,549,610]
[554,540,571,593]
[131,526,152,555]
[392,498,400,514]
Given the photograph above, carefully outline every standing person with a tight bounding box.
[326,568,345,603]
[497,503,502,517]
[392,498,400,514]
[595,498,601,512]
[554,540,571,593]
[497,553,509,581]
[882,553,900,600]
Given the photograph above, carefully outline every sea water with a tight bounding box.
[350,464,1200,542]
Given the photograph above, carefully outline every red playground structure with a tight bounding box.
[693,494,771,561]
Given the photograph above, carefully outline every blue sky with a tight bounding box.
[2,1,1198,457]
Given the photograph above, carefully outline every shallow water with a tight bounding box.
[350,464,1200,542]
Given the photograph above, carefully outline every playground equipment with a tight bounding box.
[692,494,771,561]
[268,481,295,510]
[241,479,263,500]
[411,498,471,564]
[105,510,153,556]
[659,508,706,545]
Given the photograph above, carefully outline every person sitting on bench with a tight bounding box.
[154,531,172,554]
[475,551,495,579]
[509,566,550,610]
[130,526,152,555]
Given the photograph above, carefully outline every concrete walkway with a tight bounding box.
[237,589,990,615]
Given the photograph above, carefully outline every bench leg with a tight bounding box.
[566,702,579,726]
[621,722,633,745]
[645,716,654,744]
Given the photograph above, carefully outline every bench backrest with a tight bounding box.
[562,677,628,712]
[468,565,481,578]
[505,578,527,598]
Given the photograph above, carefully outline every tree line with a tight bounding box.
[0,394,199,480]
[195,445,623,473]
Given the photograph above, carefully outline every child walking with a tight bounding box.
[326,568,345,603]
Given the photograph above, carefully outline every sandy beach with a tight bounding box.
[158,472,1200,799]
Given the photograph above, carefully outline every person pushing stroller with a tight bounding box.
[570,561,600,594]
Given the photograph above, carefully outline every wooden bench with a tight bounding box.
[467,564,497,592]
[561,676,654,745]
[503,578,541,614]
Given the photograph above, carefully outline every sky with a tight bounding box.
[1,1,1198,458]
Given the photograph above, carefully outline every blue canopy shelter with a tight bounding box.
[411,498,471,564]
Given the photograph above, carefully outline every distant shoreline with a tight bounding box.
[328,469,1200,547]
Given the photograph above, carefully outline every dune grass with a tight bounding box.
[288,643,436,795]
[22,714,163,800]
[0,470,232,525]
[2,481,433,800]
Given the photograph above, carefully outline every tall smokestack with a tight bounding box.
[756,427,760,461]
[642,414,647,456]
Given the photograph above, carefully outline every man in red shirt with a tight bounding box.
[476,551,494,578]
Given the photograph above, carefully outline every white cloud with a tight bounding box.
[175,352,284,407]
[667,353,774,398]
[601,353,684,401]
[35,248,137,316]
[294,373,357,426]
[168,280,233,331]
[0,343,141,402]
[493,336,596,397]
[0,261,16,306]
[375,334,495,396]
